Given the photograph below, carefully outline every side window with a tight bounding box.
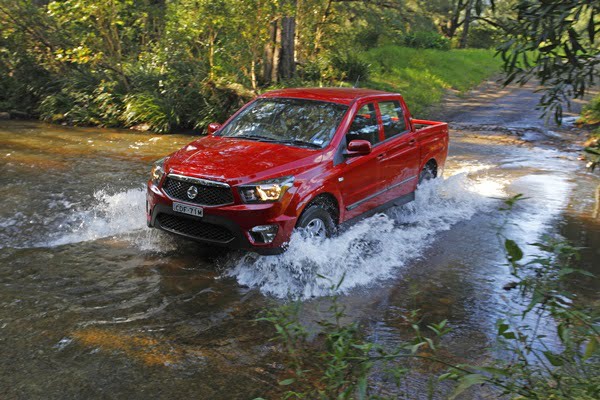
[379,101,407,140]
[346,103,380,145]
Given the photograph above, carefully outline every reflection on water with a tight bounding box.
[0,120,599,399]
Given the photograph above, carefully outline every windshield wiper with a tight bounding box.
[232,135,321,149]
[233,134,288,143]
[277,139,322,149]
[233,134,272,141]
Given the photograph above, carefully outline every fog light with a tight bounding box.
[249,225,279,244]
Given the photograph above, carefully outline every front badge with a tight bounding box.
[187,185,198,200]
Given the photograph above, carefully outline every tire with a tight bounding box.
[296,204,336,239]
[418,163,437,184]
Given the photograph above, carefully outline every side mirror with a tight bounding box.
[345,139,372,156]
[207,122,221,135]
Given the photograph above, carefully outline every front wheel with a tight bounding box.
[296,205,336,240]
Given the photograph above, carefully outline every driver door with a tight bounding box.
[338,103,387,219]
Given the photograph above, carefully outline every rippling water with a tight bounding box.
[1,120,598,399]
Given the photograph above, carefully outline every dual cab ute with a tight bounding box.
[147,88,448,254]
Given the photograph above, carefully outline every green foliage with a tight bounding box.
[123,93,179,133]
[330,52,370,83]
[363,46,502,115]
[578,96,600,171]
[580,96,600,128]
[439,198,600,400]
[497,0,600,123]
[466,24,500,49]
[401,31,450,50]
[584,144,600,172]
[262,195,600,399]
[0,0,503,131]
[259,279,451,399]
[447,235,600,399]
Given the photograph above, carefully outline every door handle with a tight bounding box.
[409,138,416,146]
[377,153,385,160]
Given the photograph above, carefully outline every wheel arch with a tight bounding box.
[297,192,340,226]
[423,158,438,177]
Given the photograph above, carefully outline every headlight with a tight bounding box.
[239,176,294,203]
[150,157,168,185]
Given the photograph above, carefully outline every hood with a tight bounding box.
[166,136,322,185]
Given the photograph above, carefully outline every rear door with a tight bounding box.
[338,102,387,218]
[375,100,420,203]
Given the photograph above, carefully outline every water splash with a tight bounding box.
[227,170,508,299]
[42,188,174,251]
[48,188,147,246]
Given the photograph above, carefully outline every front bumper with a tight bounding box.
[146,181,296,254]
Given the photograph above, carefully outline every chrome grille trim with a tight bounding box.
[168,173,230,188]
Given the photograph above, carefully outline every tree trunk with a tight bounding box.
[279,15,296,80]
[446,0,464,39]
[263,0,297,84]
[251,58,258,91]
[263,19,280,84]
[459,0,473,48]
[208,31,216,81]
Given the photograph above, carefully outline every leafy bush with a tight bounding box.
[36,74,124,127]
[355,29,382,50]
[122,93,179,133]
[401,31,450,50]
[330,52,371,83]
[579,96,600,171]
[580,96,600,128]
[466,24,500,49]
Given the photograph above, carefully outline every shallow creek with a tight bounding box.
[0,119,598,399]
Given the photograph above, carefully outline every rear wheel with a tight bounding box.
[296,204,336,239]
[419,162,437,184]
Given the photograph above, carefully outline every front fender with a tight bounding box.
[289,178,345,222]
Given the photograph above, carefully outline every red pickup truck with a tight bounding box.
[146,88,448,254]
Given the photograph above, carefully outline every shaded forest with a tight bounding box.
[0,1,597,132]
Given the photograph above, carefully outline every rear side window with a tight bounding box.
[346,103,379,145]
[379,101,407,140]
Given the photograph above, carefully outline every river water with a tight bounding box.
[0,112,598,398]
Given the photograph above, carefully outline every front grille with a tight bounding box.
[157,214,235,243]
[163,177,233,206]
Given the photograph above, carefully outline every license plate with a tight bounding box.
[173,202,203,217]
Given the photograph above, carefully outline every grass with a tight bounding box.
[580,94,600,138]
[361,46,502,116]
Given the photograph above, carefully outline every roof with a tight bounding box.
[258,87,399,105]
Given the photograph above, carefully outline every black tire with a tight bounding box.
[296,204,336,239]
[418,163,437,184]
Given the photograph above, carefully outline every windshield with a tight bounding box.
[217,98,348,148]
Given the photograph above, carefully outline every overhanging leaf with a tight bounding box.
[505,239,523,262]
[584,337,598,360]
[543,351,564,367]
[449,374,487,400]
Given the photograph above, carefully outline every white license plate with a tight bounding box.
[173,202,203,217]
